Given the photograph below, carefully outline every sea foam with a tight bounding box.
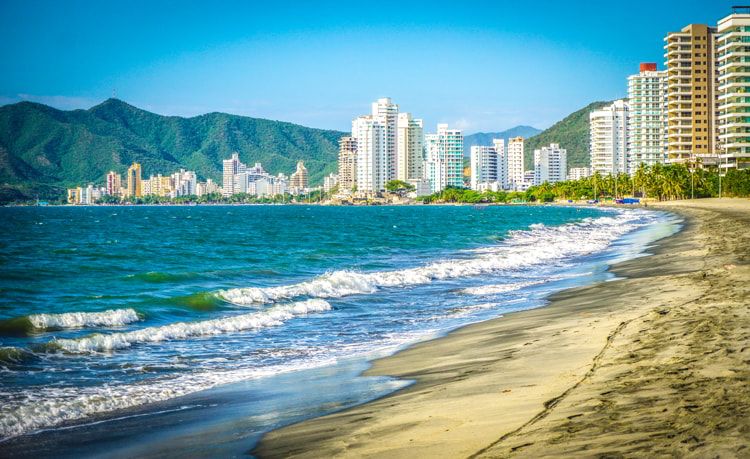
[28,308,141,330]
[221,210,650,305]
[45,299,331,354]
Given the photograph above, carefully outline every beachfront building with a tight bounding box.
[353,115,388,193]
[590,100,630,176]
[338,137,357,191]
[567,167,591,181]
[290,161,308,191]
[171,169,197,197]
[372,97,399,180]
[106,171,121,197]
[627,63,668,174]
[222,153,247,197]
[126,163,142,198]
[716,9,750,171]
[533,143,567,185]
[424,124,464,193]
[470,139,507,190]
[663,23,717,165]
[396,113,424,182]
[507,137,525,190]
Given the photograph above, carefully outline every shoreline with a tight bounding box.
[252,198,750,458]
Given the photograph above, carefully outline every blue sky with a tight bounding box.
[0,1,732,133]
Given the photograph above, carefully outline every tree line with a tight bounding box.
[418,164,750,204]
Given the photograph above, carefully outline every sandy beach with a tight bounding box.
[252,198,750,458]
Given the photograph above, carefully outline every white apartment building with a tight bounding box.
[627,64,667,174]
[533,143,567,185]
[424,124,464,193]
[372,97,399,180]
[222,153,246,196]
[397,113,424,181]
[507,136,525,190]
[470,138,507,190]
[567,167,591,181]
[171,169,197,197]
[353,115,388,193]
[716,10,750,171]
[590,100,630,176]
[471,146,497,190]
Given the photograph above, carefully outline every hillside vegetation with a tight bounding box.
[463,126,541,158]
[523,101,613,170]
[0,99,346,201]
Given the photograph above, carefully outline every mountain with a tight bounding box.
[522,101,613,170]
[0,99,347,201]
[463,125,541,158]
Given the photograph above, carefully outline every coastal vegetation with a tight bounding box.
[417,164,750,204]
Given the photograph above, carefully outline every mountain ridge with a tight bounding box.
[0,99,347,201]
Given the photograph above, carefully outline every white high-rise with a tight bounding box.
[470,138,507,190]
[371,97,399,180]
[353,115,388,193]
[424,124,463,193]
[590,100,630,176]
[533,143,567,185]
[716,10,750,171]
[627,63,667,174]
[222,153,246,197]
[507,137,525,190]
[397,113,424,182]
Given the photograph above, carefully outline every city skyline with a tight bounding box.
[0,1,728,134]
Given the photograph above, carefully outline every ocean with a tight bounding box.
[0,204,679,457]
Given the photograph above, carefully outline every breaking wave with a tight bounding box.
[42,299,331,354]
[220,211,647,305]
[0,309,141,335]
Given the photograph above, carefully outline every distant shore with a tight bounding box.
[252,198,750,458]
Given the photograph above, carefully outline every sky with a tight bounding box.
[0,1,733,134]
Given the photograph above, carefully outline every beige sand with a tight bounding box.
[252,198,750,458]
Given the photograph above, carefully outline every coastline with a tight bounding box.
[252,198,750,458]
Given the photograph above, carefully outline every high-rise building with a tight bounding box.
[470,146,497,190]
[507,137,525,190]
[424,124,463,193]
[470,138,506,190]
[126,163,142,198]
[222,153,246,197]
[371,97,399,180]
[627,63,668,174]
[171,169,197,196]
[353,115,388,193]
[664,23,717,164]
[397,113,424,181]
[533,143,567,185]
[106,171,121,197]
[290,161,308,190]
[338,137,358,191]
[590,100,630,176]
[716,9,750,171]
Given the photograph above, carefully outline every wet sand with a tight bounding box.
[252,198,750,458]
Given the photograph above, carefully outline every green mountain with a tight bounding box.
[0,99,347,201]
[522,101,614,170]
[463,125,541,158]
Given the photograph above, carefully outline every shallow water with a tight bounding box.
[0,204,678,454]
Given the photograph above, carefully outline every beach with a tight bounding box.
[252,198,750,458]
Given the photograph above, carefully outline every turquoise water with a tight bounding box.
[0,204,675,455]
